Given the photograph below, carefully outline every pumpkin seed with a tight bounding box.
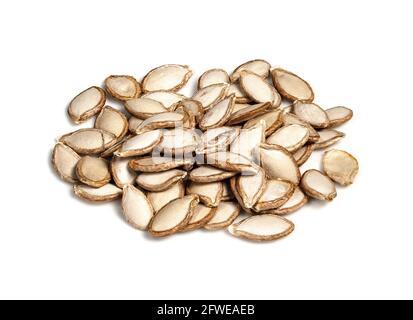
[326,106,353,127]
[227,83,251,104]
[114,130,163,157]
[174,106,196,129]
[266,124,310,152]
[253,179,294,212]
[142,64,192,92]
[68,86,106,124]
[129,156,194,172]
[192,83,229,110]
[293,101,329,129]
[271,68,314,102]
[157,128,199,155]
[122,185,154,230]
[76,156,111,188]
[111,156,137,188]
[197,126,240,154]
[205,151,259,174]
[293,143,315,166]
[128,117,143,133]
[230,122,265,161]
[185,204,217,231]
[231,59,271,82]
[228,214,294,241]
[236,167,266,209]
[313,129,345,150]
[271,187,308,215]
[204,201,240,230]
[95,106,128,140]
[173,99,204,122]
[186,181,223,207]
[243,110,283,136]
[222,181,234,201]
[59,128,116,155]
[282,112,320,143]
[199,95,235,130]
[104,75,141,101]
[229,177,253,214]
[226,102,271,125]
[52,142,81,183]
[322,149,359,186]
[239,71,279,104]
[73,183,122,202]
[124,97,168,119]
[189,166,236,183]
[135,112,186,134]
[198,68,230,89]
[301,169,337,201]
[147,181,185,213]
[136,169,187,192]
[148,195,199,237]
[100,134,132,158]
[141,90,186,110]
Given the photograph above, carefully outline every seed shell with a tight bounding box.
[129,156,194,172]
[271,187,308,215]
[226,102,271,125]
[322,149,359,186]
[230,122,265,161]
[104,75,141,101]
[227,83,251,104]
[76,156,111,188]
[185,204,217,231]
[59,128,116,155]
[198,68,230,89]
[271,68,314,102]
[239,71,279,104]
[192,83,229,110]
[313,129,345,150]
[205,151,259,174]
[231,59,271,82]
[141,91,186,110]
[51,142,81,183]
[147,181,185,213]
[293,101,329,129]
[136,169,187,191]
[135,112,186,134]
[95,106,128,140]
[301,169,337,201]
[73,183,122,202]
[114,130,163,157]
[142,64,192,92]
[122,185,154,230]
[124,97,168,119]
[236,167,266,209]
[282,112,320,143]
[243,110,283,136]
[68,86,106,124]
[204,201,240,230]
[266,124,310,153]
[186,181,223,207]
[293,143,315,166]
[326,106,353,127]
[128,117,144,133]
[253,179,294,212]
[199,95,235,130]
[111,156,137,188]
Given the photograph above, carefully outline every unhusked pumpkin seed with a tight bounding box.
[129,156,194,172]
[135,112,186,134]
[68,86,106,124]
[192,83,229,110]
[322,149,359,186]
[142,64,192,92]
[313,129,345,150]
[228,214,294,241]
[136,169,187,191]
[326,106,353,127]
[239,71,279,104]
[59,128,116,155]
[282,112,320,143]
[128,117,143,133]
[231,59,271,82]
[122,184,154,230]
[236,167,266,209]
[199,95,235,130]
[73,183,122,202]
[271,187,308,215]
[230,122,265,161]
[104,75,141,101]
[271,68,314,102]
[173,99,204,123]
[205,151,259,174]
[111,156,137,188]
[266,124,310,152]
[157,128,199,155]
[197,126,240,154]
[76,156,111,188]
[148,194,199,237]
[204,201,240,230]
[100,134,132,158]
[141,91,186,110]
[147,181,185,213]
[226,102,271,125]
[301,169,337,201]
[293,101,330,129]
[114,130,163,157]
[243,110,283,136]
[95,106,128,140]
[189,166,236,183]
[227,83,251,104]
[253,179,294,212]
[293,144,315,166]
[229,177,254,214]
[52,142,81,183]
[124,97,168,119]
[187,181,223,207]
[198,68,230,89]
[185,204,217,231]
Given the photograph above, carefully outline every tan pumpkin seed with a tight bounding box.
[227,83,251,104]
[243,110,283,136]
[121,185,154,230]
[236,167,266,209]
[313,129,345,150]
[301,169,337,201]
[185,204,217,231]
[135,112,186,134]
[282,112,320,143]
[192,83,229,110]
[100,134,132,158]
[141,90,186,110]
[199,95,235,130]
[172,99,204,122]
[222,181,234,201]
[148,195,199,237]
[95,106,128,140]
[259,144,301,185]
[198,68,230,89]
[204,201,240,230]
[157,128,199,155]
[129,156,194,172]
[128,117,144,133]
[205,151,259,174]
[253,179,294,212]
[271,68,314,102]
[111,156,137,188]
[230,122,265,161]
[52,142,81,183]
[124,97,168,119]
[68,86,106,124]
[271,187,308,215]
[226,102,271,125]
[187,181,223,207]
[239,71,280,104]
[147,181,185,213]
[197,126,240,154]
[114,130,163,157]
[173,106,196,129]
[326,106,353,127]
[293,101,329,129]
[229,177,254,214]
[231,59,271,82]
[266,124,310,152]
[322,149,359,186]
[228,214,294,241]
[189,166,236,183]
[293,143,315,166]
[136,169,187,192]
[59,128,116,155]
[76,156,111,188]
[142,64,192,92]
[73,183,122,202]
[104,75,141,101]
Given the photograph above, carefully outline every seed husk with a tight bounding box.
[204,201,240,230]
[111,156,137,188]
[122,184,154,230]
[326,106,353,127]
[228,214,294,241]
[253,179,294,212]
[136,169,187,191]
[301,169,337,201]
[68,86,106,124]
[147,181,185,213]
[198,68,230,89]
[192,83,229,110]
[124,97,168,119]
[271,68,314,102]
[129,156,194,172]
[185,204,217,231]
[293,143,315,166]
[157,128,199,155]
[174,106,196,129]
[205,151,259,174]
[197,126,240,154]
[104,75,141,101]
[236,167,266,209]
[322,149,359,186]
[76,156,111,188]
[173,99,204,123]
[189,166,236,183]
[271,187,308,215]
[73,183,122,202]
[266,124,310,153]
[227,83,251,104]
[199,95,235,130]
[230,59,271,82]
[239,71,279,104]
[148,194,199,237]
[142,64,192,92]
[52,142,81,183]
[313,129,345,150]
[95,106,128,140]
[128,117,144,133]
[293,101,330,129]
[230,122,265,161]
[243,110,283,136]
[229,177,254,214]
[187,181,223,207]
[141,90,186,110]
[59,128,116,155]
[114,130,163,157]
[135,112,186,134]
[226,102,271,125]
[100,134,132,158]
[222,181,234,201]
[282,112,320,143]
[259,144,301,185]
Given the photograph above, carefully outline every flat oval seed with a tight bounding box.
[198,68,230,89]
[205,151,259,174]
[199,95,235,130]
[239,71,278,104]
[266,124,310,152]
[293,101,330,129]
[271,68,314,102]
[204,201,240,230]
[128,117,143,133]
[282,112,320,143]
[231,59,271,82]
[95,106,128,140]
[197,126,240,154]
[147,181,185,213]
[148,195,199,237]
[104,75,141,101]
[136,169,187,192]
[114,130,163,157]
[322,149,359,186]
[73,183,122,202]
[227,102,271,125]
[111,156,137,188]
[185,204,217,231]
[141,91,186,110]
[272,187,308,215]
[129,156,194,172]
[157,128,199,155]
[313,129,345,150]
[68,86,106,124]
[192,83,229,110]
[173,99,204,122]
[189,166,237,183]
[227,83,251,104]
[187,181,223,207]
[243,110,283,136]
[124,97,168,119]
[59,129,116,155]
[122,185,154,230]
[293,144,315,166]
[230,122,265,161]
[301,169,337,201]
[326,106,353,127]
[142,64,192,92]
[253,179,294,212]
[237,167,266,209]
[100,134,131,158]
[228,214,294,241]
[135,112,186,134]
[52,143,81,183]
[76,156,111,188]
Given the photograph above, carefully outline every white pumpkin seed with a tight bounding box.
[301,169,337,201]
[313,129,345,150]
[148,195,199,237]
[122,185,154,230]
[229,177,254,214]
[322,149,359,186]
[52,142,81,183]
[114,130,163,157]
[272,187,308,215]
[136,169,187,192]
[198,68,229,89]
[282,112,320,143]
[253,179,294,212]
[239,71,279,104]
[199,95,235,130]
[59,128,116,155]
[157,128,199,154]
[95,106,128,140]
[243,110,283,136]
[226,102,271,125]
[104,75,141,101]
[173,105,196,129]
[231,59,271,82]
[236,167,266,209]
[205,151,259,174]
[192,83,229,110]
[141,90,186,110]
[228,214,294,241]
[204,201,240,230]
[271,68,314,102]
[197,126,240,154]
[266,124,310,152]
[147,181,185,213]
[186,181,223,207]
[76,156,111,188]
[73,183,122,202]
[135,112,186,134]
[173,99,204,122]
[293,143,315,166]
[124,97,168,119]
[185,204,217,231]
[111,156,137,188]
[222,181,234,201]
[227,83,251,104]
[100,134,132,158]
[128,117,144,133]
[129,156,194,172]
[142,64,192,92]
[326,106,353,127]
[189,166,236,183]
[230,122,265,161]
[293,101,330,129]
[68,86,106,124]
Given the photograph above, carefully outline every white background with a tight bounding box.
[0,0,412,300]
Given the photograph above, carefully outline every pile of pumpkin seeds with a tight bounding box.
[52,60,359,242]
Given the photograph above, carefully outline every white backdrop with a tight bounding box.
[0,0,412,299]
